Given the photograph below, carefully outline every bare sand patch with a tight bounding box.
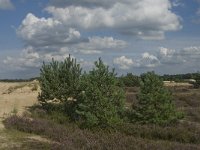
[0,81,39,124]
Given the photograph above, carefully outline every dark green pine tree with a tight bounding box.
[133,72,183,124]
[76,58,125,128]
[38,55,82,117]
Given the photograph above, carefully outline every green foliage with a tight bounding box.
[38,55,82,118]
[132,72,183,124]
[194,80,200,88]
[38,56,125,128]
[161,72,200,82]
[119,73,140,87]
[76,58,125,128]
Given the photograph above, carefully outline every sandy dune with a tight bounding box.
[0,81,39,118]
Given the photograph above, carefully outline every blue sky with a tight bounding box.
[0,0,200,79]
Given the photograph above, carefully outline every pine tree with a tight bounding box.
[132,72,183,124]
[76,58,125,128]
[38,55,82,117]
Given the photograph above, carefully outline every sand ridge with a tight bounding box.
[0,81,39,119]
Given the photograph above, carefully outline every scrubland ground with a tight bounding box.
[0,81,51,149]
[1,82,200,149]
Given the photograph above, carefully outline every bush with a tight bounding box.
[76,58,125,128]
[119,73,140,87]
[132,72,183,124]
[38,55,82,118]
[193,80,200,88]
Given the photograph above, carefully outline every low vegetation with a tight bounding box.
[118,73,140,87]
[3,109,200,149]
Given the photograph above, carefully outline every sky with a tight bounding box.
[0,0,200,79]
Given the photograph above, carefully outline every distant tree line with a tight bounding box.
[118,72,200,88]
[160,73,200,82]
[1,70,200,88]
[0,77,39,82]
[118,73,140,87]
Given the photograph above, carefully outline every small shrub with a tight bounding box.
[194,80,200,88]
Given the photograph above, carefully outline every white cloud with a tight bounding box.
[113,46,200,70]
[17,13,81,48]
[157,47,200,65]
[3,46,71,70]
[3,47,41,70]
[157,47,182,64]
[113,53,160,69]
[113,56,135,70]
[75,36,127,54]
[46,0,181,40]
[181,46,200,60]
[0,0,14,10]
[158,47,175,57]
[140,52,160,67]
[78,58,94,69]
[87,37,127,49]
[77,50,101,55]
[17,13,127,56]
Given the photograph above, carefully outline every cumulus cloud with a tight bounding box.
[3,46,70,70]
[46,0,181,40]
[17,13,127,55]
[16,0,181,55]
[113,53,159,69]
[140,52,160,67]
[114,46,200,70]
[157,47,200,65]
[157,47,182,64]
[180,47,200,61]
[3,47,40,70]
[0,0,14,10]
[75,36,127,54]
[17,13,81,48]
[113,56,135,70]
[78,58,94,69]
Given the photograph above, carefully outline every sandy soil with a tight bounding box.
[0,81,43,148]
[0,81,39,127]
